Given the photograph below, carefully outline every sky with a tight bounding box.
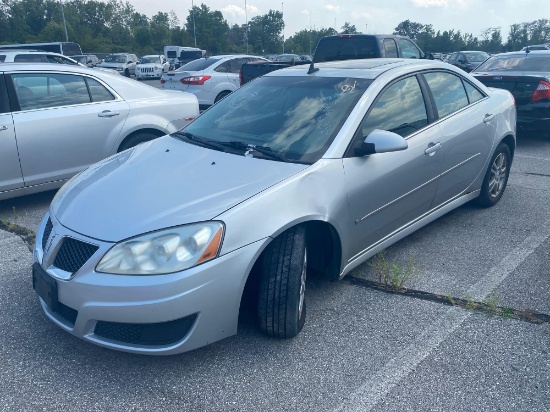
[117,0,546,41]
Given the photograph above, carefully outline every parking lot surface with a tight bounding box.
[0,132,548,411]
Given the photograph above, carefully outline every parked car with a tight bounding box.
[99,53,138,77]
[472,50,550,136]
[136,55,169,80]
[161,54,267,110]
[0,49,79,65]
[32,59,515,355]
[520,44,550,51]
[240,33,432,85]
[0,63,199,200]
[446,51,490,72]
[70,54,100,67]
[275,53,300,62]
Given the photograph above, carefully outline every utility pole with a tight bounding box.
[192,0,197,48]
[309,11,312,55]
[59,0,69,42]
[281,2,284,53]
[245,0,248,53]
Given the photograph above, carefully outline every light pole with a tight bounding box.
[309,10,312,55]
[59,0,69,42]
[192,0,197,48]
[281,2,284,53]
[245,0,248,53]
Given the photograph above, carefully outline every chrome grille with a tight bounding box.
[140,67,154,73]
[41,218,53,250]
[53,237,98,274]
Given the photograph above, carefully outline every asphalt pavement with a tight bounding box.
[0,131,548,411]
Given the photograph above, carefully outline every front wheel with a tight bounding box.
[124,68,130,77]
[258,226,307,339]
[475,143,511,207]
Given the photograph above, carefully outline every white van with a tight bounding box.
[164,46,204,69]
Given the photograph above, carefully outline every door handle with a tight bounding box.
[0,125,7,131]
[424,142,441,156]
[483,113,494,123]
[98,110,120,118]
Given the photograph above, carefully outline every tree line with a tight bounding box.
[1,1,548,56]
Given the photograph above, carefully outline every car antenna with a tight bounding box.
[307,61,319,74]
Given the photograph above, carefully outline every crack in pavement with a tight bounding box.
[344,276,550,324]
[0,220,36,252]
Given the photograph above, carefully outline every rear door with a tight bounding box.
[8,71,130,187]
[0,73,24,193]
[421,71,495,206]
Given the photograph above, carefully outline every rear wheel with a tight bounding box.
[118,132,159,152]
[124,68,130,77]
[214,91,231,104]
[258,226,307,338]
[475,143,511,207]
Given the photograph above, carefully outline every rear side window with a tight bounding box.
[423,72,469,118]
[14,54,44,62]
[314,37,379,62]
[0,55,5,63]
[383,39,398,58]
[12,73,91,111]
[178,57,219,71]
[359,75,428,138]
[86,78,115,102]
[463,81,485,104]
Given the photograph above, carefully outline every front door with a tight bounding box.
[0,74,23,193]
[343,75,442,262]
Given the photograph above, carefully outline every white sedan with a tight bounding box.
[161,55,267,110]
[0,63,198,200]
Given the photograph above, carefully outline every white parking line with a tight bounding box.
[332,219,550,412]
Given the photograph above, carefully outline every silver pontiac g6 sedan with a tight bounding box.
[33,59,516,354]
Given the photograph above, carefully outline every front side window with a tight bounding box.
[423,72,469,118]
[182,76,371,164]
[359,76,428,139]
[12,73,90,111]
[383,39,398,58]
[13,54,43,62]
[398,39,421,59]
[0,55,5,62]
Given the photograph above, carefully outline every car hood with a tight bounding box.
[138,63,162,68]
[51,136,307,242]
[101,63,124,68]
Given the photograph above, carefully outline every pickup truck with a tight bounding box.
[240,34,432,85]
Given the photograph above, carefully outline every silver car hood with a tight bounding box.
[51,137,307,242]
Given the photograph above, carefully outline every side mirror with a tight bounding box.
[424,52,434,60]
[356,129,408,156]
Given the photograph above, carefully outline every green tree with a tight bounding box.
[185,3,229,54]
[248,10,284,54]
[340,22,357,34]
[286,27,337,55]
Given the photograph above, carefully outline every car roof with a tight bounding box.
[266,58,448,80]
[492,50,550,57]
[0,50,65,55]
[0,62,100,73]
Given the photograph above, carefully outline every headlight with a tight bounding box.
[96,222,224,275]
[116,67,123,71]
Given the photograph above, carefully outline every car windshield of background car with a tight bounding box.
[104,55,126,63]
[182,76,371,164]
[177,57,220,72]
[465,52,489,62]
[141,56,161,64]
[314,37,378,62]
[476,56,550,71]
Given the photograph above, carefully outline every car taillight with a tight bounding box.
[180,75,211,85]
[531,80,550,102]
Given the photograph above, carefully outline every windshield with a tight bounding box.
[140,56,161,64]
[179,76,371,164]
[475,55,550,72]
[464,52,489,62]
[177,57,220,72]
[104,55,127,63]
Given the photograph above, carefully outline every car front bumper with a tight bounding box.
[33,213,265,355]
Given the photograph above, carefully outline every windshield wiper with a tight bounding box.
[223,141,288,162]
[172,131,230,152]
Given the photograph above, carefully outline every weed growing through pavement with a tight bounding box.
[369,250,417,290]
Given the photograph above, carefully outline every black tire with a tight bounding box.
[124,68,130,77]
[258,226,307,338]
[475,143,511,207]
[214,91,231,103]
[118,132,159,152]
